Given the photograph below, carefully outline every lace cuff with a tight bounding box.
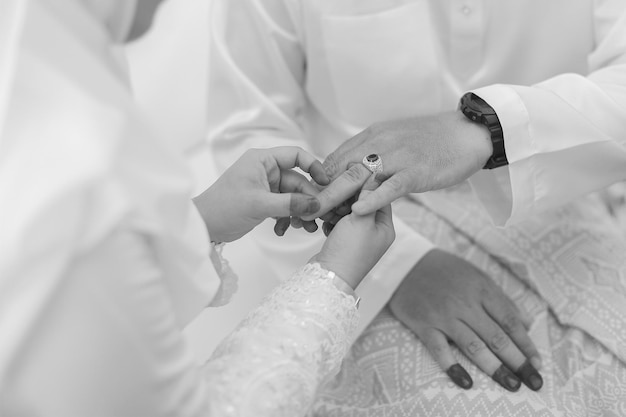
[208,242,238,307]
[203,263,360,417]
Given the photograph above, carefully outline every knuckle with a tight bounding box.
[500,313,522,334]
[489,332,510,351]
[323,154,338,177]
[385,177,407,194]
[464,339,486,356]
[427,341,447,359]
[344,164,367,183]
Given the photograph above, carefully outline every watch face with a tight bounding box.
[460,92,507,169]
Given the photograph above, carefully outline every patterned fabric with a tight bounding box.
[204,263,360,417]
[312,183,626,417]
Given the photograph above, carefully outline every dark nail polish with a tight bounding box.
[306,197,320,215]
[492,365,521,392]
[517,360,543,391]
[446,364,473,389]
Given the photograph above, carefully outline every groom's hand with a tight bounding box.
[310,111,492,219]
[389,249,543,392]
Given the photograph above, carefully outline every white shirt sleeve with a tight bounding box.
[207,0,434,331]
[468,1,626,226]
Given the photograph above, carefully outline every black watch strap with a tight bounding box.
[459,92,508,169]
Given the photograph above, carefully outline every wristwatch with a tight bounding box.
[459,92,508,169]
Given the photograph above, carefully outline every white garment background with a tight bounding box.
[126,0,277,362]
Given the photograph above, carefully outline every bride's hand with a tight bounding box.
[312,176,395,289]
[193,147,329,243]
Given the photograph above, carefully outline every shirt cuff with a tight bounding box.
[353,215,434,338]
[468,84,536,226]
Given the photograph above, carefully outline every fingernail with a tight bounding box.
[530,356,542,371]
[492,365,521,392]
[446,364,473,389]
[305,197,320,215]
[517,360,543,391]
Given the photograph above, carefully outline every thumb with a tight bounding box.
[353,173,382,207]
[352,172,409,215]
[358,173,382,195]
[260,192,321,219]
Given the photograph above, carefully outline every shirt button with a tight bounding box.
[461,5,472,15]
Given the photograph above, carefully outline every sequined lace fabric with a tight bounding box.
[313,183,626,417]
[203,263,359,417]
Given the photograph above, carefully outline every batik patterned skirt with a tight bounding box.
[312,183,626,417]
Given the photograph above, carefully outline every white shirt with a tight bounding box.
[207,0,626,327]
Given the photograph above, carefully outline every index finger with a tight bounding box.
[322,130,369,180]
[265,146,329,186]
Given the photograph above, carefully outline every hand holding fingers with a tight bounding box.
[270,170,321,236]
[301,163,371,221]
[197,147,326,242]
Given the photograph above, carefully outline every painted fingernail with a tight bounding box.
[274,218,290,236]
[446,364,473,389]
[517,360,543,391]
[492,365,521,392]
[304,197,320,215]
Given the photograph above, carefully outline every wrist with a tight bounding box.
[458,92,507,169]
[454,109,493,168]
[310,262,361,307]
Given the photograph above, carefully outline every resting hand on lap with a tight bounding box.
[193,147,329,243]
[389,249,543,392]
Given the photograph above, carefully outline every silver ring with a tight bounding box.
[362,153,383,174]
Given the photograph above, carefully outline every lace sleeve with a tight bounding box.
[202,263,360,417]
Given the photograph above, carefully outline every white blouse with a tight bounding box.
[0,1,359,416]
